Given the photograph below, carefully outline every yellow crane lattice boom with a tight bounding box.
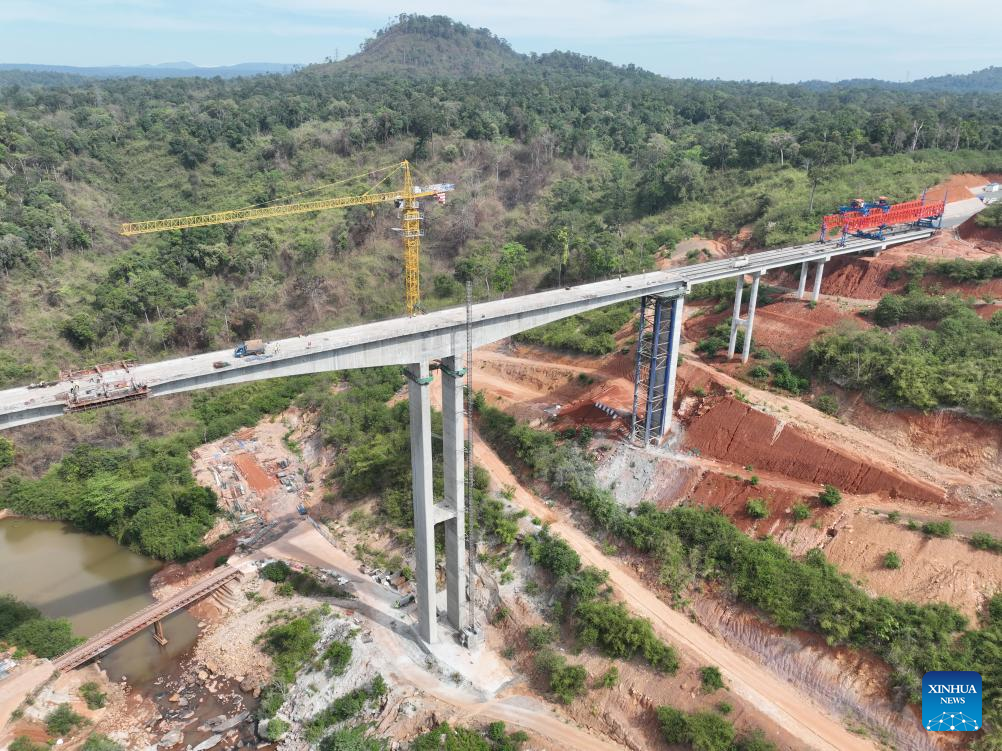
[120,160,454,315]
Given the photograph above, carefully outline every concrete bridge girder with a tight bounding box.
[0,229,939,648]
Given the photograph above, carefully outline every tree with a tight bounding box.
[61,312,98,349]
[0,437,13,470]
[492,242,529,295]
[800,141,842,213]
[10,618,82,658]
[0,234,29,276]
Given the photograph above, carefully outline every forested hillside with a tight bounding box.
[0,12,1000,388]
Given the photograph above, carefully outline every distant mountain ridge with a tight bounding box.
[0,61,299,79]
[802,65,1002,94]
[0,15,997,91]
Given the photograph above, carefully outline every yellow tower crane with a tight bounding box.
[120,160,454,316]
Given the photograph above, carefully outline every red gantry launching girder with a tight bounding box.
[821,196,945,244]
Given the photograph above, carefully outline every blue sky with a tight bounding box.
[0,0,998,82]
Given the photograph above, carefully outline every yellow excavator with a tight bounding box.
[121,160,454,316]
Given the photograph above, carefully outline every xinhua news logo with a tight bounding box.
[922,671,982,732]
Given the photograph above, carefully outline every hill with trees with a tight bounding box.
[312,15,524,77]
[0,13,999,475]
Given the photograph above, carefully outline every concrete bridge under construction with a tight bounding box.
[0,227,935,645]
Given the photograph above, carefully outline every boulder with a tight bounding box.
[158,729,183,748]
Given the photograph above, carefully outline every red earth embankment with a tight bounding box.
[681,394,945,503]
[768,232,1002,301]
[687,471,805,522]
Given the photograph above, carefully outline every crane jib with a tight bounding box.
[119,185,454,236]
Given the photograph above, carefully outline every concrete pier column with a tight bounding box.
[406,360,437,644]
[657,296,685,438]
[741,272,762,364]
[441,355,466,632]
[727,275,745,359]
[812,261,825,302]
[796,262,808,299]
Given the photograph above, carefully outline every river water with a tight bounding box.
[0,517,200,684]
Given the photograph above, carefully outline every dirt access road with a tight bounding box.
[262,523,625,751]
[471,435,878,751]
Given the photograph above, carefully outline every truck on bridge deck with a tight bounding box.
[233,338,266,358]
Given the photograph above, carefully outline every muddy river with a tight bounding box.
[0,517,199,685]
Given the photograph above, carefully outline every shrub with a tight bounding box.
[818,484,842,506]
[970,532,1002,553]
[82,735,124,751]
[815,394,839,416]
[746,499,768,519]
[322,640,352,676]
[264,717,289,741]
[261,561,291,582]
[574,599,678,673]
[735,729,778,751]
[597,666,619,688]
[748,365,769,379]
[526,530,581,578]
[657,706,736,751]
[536,650,588,704]
[525,624,557,650]
[747,475,760,487]
[261,614,320,684]
[883,551,902,569]
[46,704,88,736]
[700,666,725,693]
[792,503,811,521]
[10,738,47,751]
[922,520,953,538]
[79,681,107,709]
[305,677,388,742]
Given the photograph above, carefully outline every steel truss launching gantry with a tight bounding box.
[121,161,454,316]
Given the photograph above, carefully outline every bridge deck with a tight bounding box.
[0,228,934,429]
[53,566,240,672]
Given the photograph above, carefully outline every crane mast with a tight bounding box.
[121,160,453,316]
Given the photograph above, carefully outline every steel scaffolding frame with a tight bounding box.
[630,294,679,445]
